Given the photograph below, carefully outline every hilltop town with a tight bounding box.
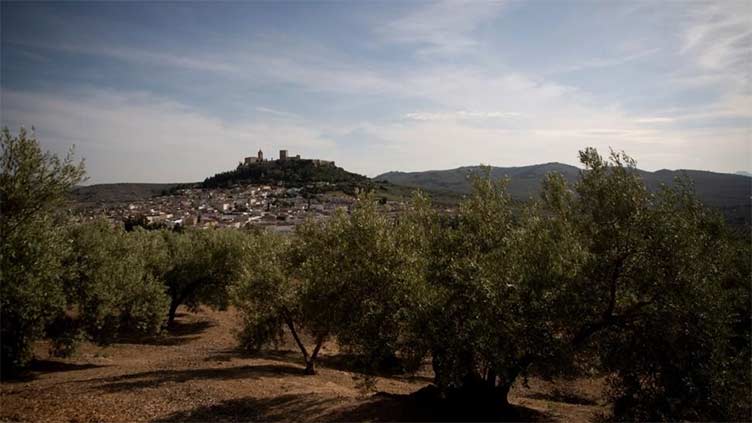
[73,149,409,231]
[72,149,752,231]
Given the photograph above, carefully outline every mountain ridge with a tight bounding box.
[375,163,751,225]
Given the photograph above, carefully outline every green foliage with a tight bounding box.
[0,127,86,227]
[231,230,330,374]
[161,228,250,324]
[385,168,588,405]
[123,214,168,231]
[293,194,427,370]
[65,221,170,343]
[576,158,751,421]
[0,127,85,374]
[230,232,291,352]
[232,194,427,374]
[1,213,71,372]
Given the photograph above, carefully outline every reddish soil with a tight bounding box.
[0,307,608,422]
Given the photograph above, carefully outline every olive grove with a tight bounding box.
[2,126,748,420]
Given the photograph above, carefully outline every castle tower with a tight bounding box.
[279,149,288,161]
[257,149,264,161]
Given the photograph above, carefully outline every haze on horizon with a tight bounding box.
[1,1,750,184]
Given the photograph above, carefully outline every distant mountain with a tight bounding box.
[376,162,580,200]
[202,159,367,189]
[376,163,752,225]
[736,171,752,177]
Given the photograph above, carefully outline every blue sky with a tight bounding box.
[1,1,750,183]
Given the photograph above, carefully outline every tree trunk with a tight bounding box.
[496,381,513,408]
[486,369,497,388]
[283,310,325,376]
[304,360,316,375]
[167,298,180,326]
[494,360,532,409]
[303,335,325,375]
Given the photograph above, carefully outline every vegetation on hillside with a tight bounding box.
[202,159,368,189]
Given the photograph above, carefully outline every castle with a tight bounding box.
[244,149,334,167]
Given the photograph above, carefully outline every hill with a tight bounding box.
[376,163,752,225]
[376,163,580,199]
[202,159,368,189]
[70,183,184,206]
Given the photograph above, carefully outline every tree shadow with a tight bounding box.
[155,393,334,422]
[167,320,215,336]
[1,360,108,383]
[155,389,551,422]
[29,359,105,373]
[315,353,434,383]
[97,363,305,393]
[117,320,214,346]
[330,388,551,422]
[204,348,299,365]
[205,348,433,383]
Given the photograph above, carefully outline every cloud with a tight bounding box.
[547,48,661,74]
[375,1,507,55]
[0,89,336,183]
[680,1,752,72]
[348,116,750,176]
[404,111,523,121]
[2,2,749,179]
[331,61,750,175]
[633,117,675,124]
[7,40,238,73]
[255,107,301,119]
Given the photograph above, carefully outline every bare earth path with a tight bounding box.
[1,308,607,422]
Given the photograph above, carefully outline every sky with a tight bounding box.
[1,1,750,184]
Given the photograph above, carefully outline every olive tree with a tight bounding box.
[0,127,85,374]
[232,196,426,375]
[162,228,249,325]
[385,169,587,408]
[229,232,316,369]
[293,196,427,373]
[65,221,170,344]
[580,166,751,421]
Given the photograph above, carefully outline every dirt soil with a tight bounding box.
[1,307,608,422]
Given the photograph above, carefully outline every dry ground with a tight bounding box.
[0,307,608,422]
